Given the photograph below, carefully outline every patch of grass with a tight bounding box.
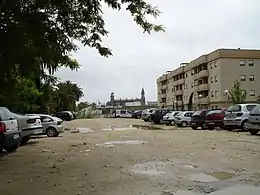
[209,171,235,180]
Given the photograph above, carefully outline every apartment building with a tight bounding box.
[157,48,260,110]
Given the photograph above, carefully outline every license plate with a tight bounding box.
[13,134,20,139]
[209,122,214,125]
[191,123,196,125]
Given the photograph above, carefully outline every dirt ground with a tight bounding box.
[1,118,260,195]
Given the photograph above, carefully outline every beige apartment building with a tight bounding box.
[157,48,260,110]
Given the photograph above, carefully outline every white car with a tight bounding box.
[175,111,194,127]
[114,110,132,118]
[163,111,181,125]
[0,107,21,153]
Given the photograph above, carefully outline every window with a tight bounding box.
[240,60,245,66]
[211,77,214,83]
[249,75,255,82]
[194,82,197,86]
[248,60,254,66]
[215,91,219,97]
[41,116,53,122]
[250,90,255,96]
[210,63,213,69]
[246,104,257,111]
[186,84,188,89]
[172,88,174,92]
[184,112,193,117]
[214,61,217,67]
[0,108,14,121]
[191,83,193,88]
[240,75,246,81]
[215,76,218,82]
[250,105,260,115]
[185,73,188,78]
[211,91,214,97]
[227,105,241,112]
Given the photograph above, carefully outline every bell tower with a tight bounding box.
[141,88,145,107]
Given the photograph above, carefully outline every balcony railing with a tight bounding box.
[193,70,209,80]
[196,83,209,92]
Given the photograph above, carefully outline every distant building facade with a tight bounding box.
[106,88,146,108]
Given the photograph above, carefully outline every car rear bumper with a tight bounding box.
[1,130,21,148]
[56,125,64,133]
[224,120,242,127]
[205,120,223,127]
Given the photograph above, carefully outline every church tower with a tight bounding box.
[110,92,115,106]
[141,88,145,107]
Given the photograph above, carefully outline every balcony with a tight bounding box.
[193,70,209,80]
[196,83,209,92]
[173,78,185,86]
[161,85,167,90]
[197,96,210,104]
[175,90,183,96]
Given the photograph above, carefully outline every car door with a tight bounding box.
[126,111,132,118]
[120,110,126,118]
[249,106,260,125]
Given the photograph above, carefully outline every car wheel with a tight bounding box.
[4,144,19,152]
[249,129,259,135]
[191,126,198,130]
[20,136,30,145]
[170,121,175,126]
[137,115,141,119]
[181,121,187,127]
[46,127,58,137]
[241,120,249,131]
[208,126,215,130]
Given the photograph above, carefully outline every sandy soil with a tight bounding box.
[0,118,260,195]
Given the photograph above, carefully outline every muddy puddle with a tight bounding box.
[104,140,147,145]
[102,126,138,131]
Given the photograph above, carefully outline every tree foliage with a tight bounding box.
[229,80,247,104]
[0,0,163,114]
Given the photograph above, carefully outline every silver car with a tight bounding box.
[27,114,64,137]
[224,104,259,131]
[12,113,43,145]
[248,105,260,135]
[175,111,194,127]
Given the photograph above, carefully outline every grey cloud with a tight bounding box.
[56,0,260,102]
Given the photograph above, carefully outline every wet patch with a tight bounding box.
[104,140,147,145]
[212,185,260,195]
[102,126,138,131]
[190,173,219,182]
[209,171,235,181]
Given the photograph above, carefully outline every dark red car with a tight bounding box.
[205,108,227,130]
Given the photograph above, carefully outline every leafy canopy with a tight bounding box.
[228,80,247,104]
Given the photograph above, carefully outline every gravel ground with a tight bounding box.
[0,118,260,195]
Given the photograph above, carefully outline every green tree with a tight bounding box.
[229,80,247,104]
[77,101,91,111]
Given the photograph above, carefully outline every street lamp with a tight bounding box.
[174,100,177,111]
[198,94,203,110]
[224,89,229,106]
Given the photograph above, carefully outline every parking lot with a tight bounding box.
[1,118,260,195]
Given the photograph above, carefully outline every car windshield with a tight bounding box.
[192,111,202,116]
[227,105,241,112]
[207,110,222,115]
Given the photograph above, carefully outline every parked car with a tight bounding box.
[175,111,194,127]
[114,109,132,118]
[27,114,64,137]
[205,108,227,130]
[224,104,258,131]
[141,108,156,122]
[163,111,180,125]
[54,111,74,121]
[190,109,212,130]
[247,105,260,135]
[0,107,21,153]
[12,113,43,145]
[152,109,173,124]
[132,110,143,119]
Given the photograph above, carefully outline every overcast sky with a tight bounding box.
[55,0,260,103]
